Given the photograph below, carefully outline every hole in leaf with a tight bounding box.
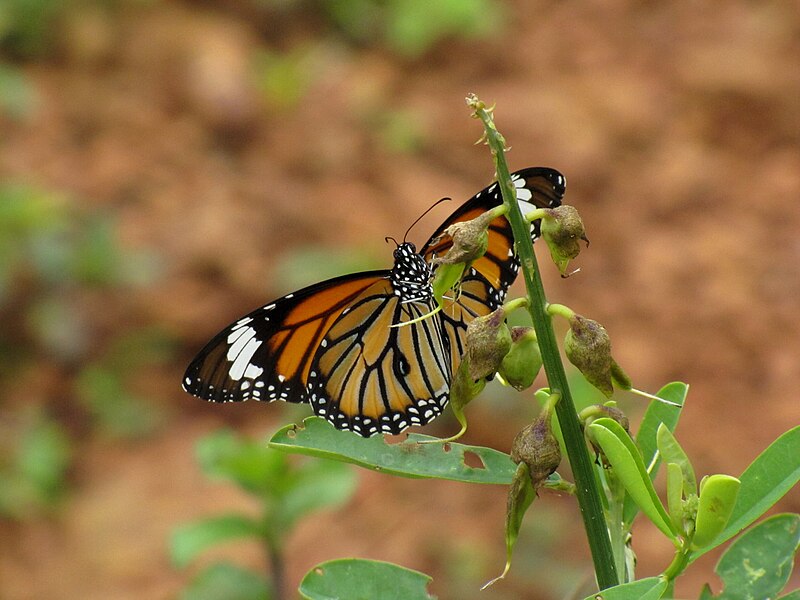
[442,443,452,453]
[287,428,297,439]
[462,450,486,470]
[383,433,406,445]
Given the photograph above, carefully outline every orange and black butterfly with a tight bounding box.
[183,167,565,437]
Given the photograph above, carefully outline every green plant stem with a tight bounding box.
[605,469,631,583]
[265,531,285,600]
[467,94,619,590]
[662,543,692,596]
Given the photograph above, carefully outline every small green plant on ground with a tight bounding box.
[264,98,799,598]
[171,429,357,600]
[0,408,71,519]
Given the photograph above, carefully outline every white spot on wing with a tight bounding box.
[229,337,262,380]
[244,364,263,379]
[227,326,256,359]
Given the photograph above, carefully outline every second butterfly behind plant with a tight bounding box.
[183,168,566,437]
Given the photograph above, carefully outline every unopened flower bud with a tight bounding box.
[498,327,542,391]
[431,205,504,270]
[433,219,490,267]
[579,403,630,433]
[466,306,511,380]
[511,398,561,489]
[450,355,486,412]
[564,314,616,398]
[539,205,589,275]
[580,403,630,462]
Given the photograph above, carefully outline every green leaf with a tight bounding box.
[587,418,676,539]
[690,425,800,561]
[623,382,687,526]
[171,514,262,568]
[666,462,685,534]
[691,475,741,550]
[16,416,71,502]
[656,423,696,495]
[273,458,357,529]
[269,417,519,484]
[197,430,288,495]
[181,562,271,600]
[705,513,800,600]
[298,558,435,600]
[582,576,667,600]
[778,590,800,600]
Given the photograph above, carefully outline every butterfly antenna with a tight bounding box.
[403,197,452,243]
[384,236,400,247]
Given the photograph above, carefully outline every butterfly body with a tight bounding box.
[183,168,566,437]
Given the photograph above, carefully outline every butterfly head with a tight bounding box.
[390,242,433,302]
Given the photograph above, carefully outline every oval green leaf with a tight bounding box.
[171,514,261,568]
[691,474,741,550]
[657,423,697,495]
[623,381,688,527]
[689,425,800,561]
[583,576,667,600]
[588,418,676,539]
[183,562,271,600]
[299,558,435,600]
[666,462,685,534]
[711,513,800,599]
[269,417,519,484]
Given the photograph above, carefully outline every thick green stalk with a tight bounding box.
[467,95,619,589]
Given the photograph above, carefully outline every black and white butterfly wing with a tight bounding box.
[182,271,390,406]
[184,245,454,438]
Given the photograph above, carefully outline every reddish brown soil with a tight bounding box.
[1,2,798,599]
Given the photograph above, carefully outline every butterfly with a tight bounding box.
[183,167,566,437]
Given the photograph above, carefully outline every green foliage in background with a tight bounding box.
[0,63,37,119]
[0,409,72,518]
[0,183,166,517]
[323,0,502,58]
[172,429,358,600]
[0,0,65,57]
[76,327,173,438]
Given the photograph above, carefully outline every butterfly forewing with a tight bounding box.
[421,167,565,294]
[182,272,388,405]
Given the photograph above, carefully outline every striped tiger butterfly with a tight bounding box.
[182,167,565,437]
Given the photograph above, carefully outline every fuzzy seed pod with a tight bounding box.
[539,205,589,275]
[564,314,615,398]
[511,405,561,489]
[466,306,512,380]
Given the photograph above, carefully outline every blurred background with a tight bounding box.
[1,1,798,598]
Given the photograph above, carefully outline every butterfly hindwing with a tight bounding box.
[306,286,450,436]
